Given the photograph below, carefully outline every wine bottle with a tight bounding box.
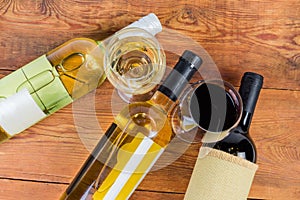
[213,72,264,163]
[60,50,203,200]
[0,13,162,143]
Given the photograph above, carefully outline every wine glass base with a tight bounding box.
[117,86,158,104]
[171,105,203,144]
[117,90,133,104]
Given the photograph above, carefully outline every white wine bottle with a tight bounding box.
[0,13,162,143]
[60,50,203,200]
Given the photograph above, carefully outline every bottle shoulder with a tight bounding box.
[219,131,247,144]
[45,37,104,73]
[114,101,173,147]
[214,130,256,162]
[47,38,99,56]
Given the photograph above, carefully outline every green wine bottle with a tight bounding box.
[0,13,162,143]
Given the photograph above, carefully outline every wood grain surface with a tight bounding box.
[0,0,299,199]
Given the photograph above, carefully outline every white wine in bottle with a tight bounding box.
[60,50,203,200]
[0,13,162,143]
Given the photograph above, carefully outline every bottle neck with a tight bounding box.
[237,111,252,134]
[157,59,199,101]
[235,72,263,135]
[149,91,176,113]
[148,51,203,114]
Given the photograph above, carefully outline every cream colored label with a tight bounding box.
[0,89,46,135]
[184,148,258,200]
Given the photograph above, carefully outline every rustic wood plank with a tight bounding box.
[0,0,299,199]
[0,0,299,89]
[0,86,299,199]
[0,179,65,200]
[0,178,185,200]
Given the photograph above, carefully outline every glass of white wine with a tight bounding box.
[104,27,166,102]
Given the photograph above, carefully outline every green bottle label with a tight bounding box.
[0,55,73,135]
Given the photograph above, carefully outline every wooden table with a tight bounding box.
[0,1,299,199]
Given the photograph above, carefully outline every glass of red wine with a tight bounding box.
[171,79,243,144]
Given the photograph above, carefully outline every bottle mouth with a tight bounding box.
[243,72,264,88]
[181,50,203,70]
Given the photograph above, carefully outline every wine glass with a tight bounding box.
[171,79,243,144]
[104,27,166,103]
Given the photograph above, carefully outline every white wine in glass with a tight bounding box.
[104,27,166,102]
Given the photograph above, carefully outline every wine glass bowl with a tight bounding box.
[171,79,243,144]
[104,27,166,102]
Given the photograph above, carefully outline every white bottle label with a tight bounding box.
[92,133,164,200]
[237,151,246,159]
[0,89,46,136]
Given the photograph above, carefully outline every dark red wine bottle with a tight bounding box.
[213,72,263,163]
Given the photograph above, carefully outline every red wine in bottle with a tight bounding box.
[213,72,264,163]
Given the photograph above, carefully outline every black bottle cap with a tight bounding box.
[158,50,203,101]
[181,50,203,70]
[243,72,263,88]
